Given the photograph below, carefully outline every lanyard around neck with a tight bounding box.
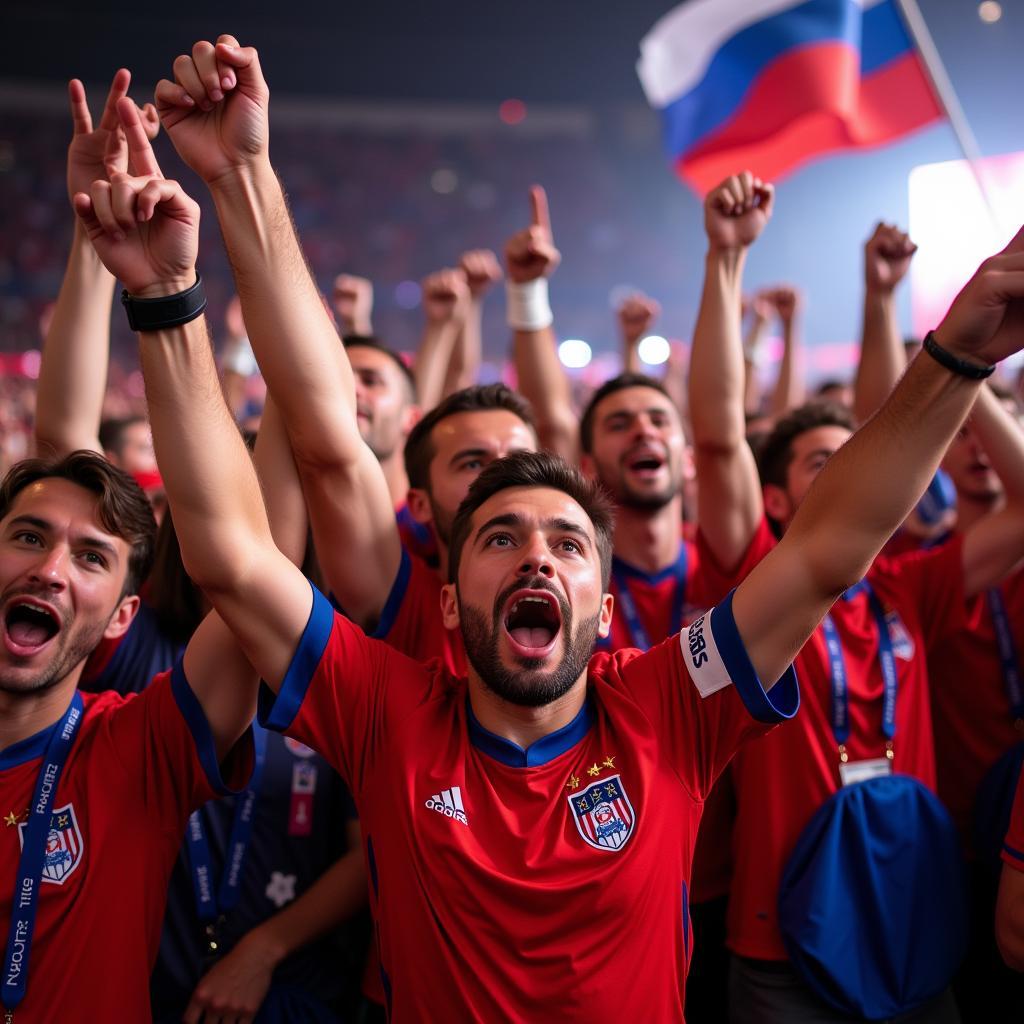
[2,694,85,1015]
[611,545,688,652]
[820,581,898,766]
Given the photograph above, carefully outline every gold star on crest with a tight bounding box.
[587,763,601,778]
[566,774,581,791]
[4,812,19,827]
[602,755,616,770]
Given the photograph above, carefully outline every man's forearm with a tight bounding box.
[415,320,462,412]
[770,318,805,417]
[689,249,747,450]
[513,326,577,462]
[35,225,115,456]
[138,314,269,589]
[854,288,905,423]
[208,160,358,463]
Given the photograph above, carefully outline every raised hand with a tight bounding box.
[765,285,802,326]
[72,99,199,297]
[67,70,159,204]
[333,274,374,335]
[617,292,661,345]
[865,222,917,293]
[155,34,269,184]
[505,186,561,283]
[704,172,774,251]
[933,225,1024,367]
[460,249,503,298]
[421,268,470,324]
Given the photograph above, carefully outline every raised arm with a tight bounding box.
[443,249,502,397]
[73,100,311,753]
[414,267,470,412]
[853,222,916,422]
[767,286,806,417]
[507,186,576,461]
[155,35,401,629]
[332,273,373,336]
[734,228,1024,686]
[618,293,661,376]
[36,72,158,457]
[688,172,774,570]
[742,293,772,417]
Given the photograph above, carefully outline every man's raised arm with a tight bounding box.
[853,222,917,423]
[36,72,159,457]
[688,172,773,571]
[73,99,311,742]
[154,35,400,629]
[507,186,577,462]
[734,228,1024,687]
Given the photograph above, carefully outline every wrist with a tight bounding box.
[245,920,289,966]
[705,246,746,276]
[207,157,276,201]
[506,278,553,331]
[130,277,198,300]
[923,330,994,379]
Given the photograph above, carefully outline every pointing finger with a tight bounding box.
[98,68,132,132]
[530,185,551,234]
[68,79,93,135]
[117,97,162,178]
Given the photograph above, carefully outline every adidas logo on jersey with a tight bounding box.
[425,786,468,826]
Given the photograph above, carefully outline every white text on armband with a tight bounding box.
[682,612,732,698]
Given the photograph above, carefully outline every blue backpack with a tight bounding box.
[779,774,968,1020]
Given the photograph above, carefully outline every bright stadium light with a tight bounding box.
[979,2,1002,23]
[558,339,592,368]
[638,335,670,366]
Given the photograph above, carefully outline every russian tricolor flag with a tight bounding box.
[638,0,944,194]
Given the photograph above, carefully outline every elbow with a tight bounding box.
[996,924,1024,974]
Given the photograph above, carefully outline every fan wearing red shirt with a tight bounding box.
[688,172,1024,1022]
[0,99,279,1016]
[996,770,1024,970]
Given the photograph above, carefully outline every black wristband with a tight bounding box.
[122,275,207,332]
[922,331,995,380]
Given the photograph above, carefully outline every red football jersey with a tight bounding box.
[699,518,966,960]
[372,547,466,674]
[601,539,732,904]
[0,667,251,1020]
[930,560,1024,846]
[1003,769,1024,872]
[261,586,798,1022]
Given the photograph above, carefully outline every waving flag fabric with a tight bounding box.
[637,0,943,194]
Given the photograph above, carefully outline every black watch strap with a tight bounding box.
[922,330,995,380]
[122,275,207,332]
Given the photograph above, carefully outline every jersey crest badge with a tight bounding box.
[568,774,635,852]
[884,611,915,661]
[18,803,84,885]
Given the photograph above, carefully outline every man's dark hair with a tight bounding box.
[813,380,850,400]
[757,401,856,490]
[448,450,615,590]
[404,384,536,491]
[98,416,148,458]
[343,335,417,403]
[0,451,157,596]
[579,373,675,454]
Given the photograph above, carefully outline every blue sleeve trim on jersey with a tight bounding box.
[710,591,799,723]
[170,658,251,796]
[370,546,411,639]
[1004,842,1024,864]
[259,581,335,732]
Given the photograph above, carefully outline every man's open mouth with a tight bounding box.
[626,448,665,476]
[502,589,563,657]
[3,598,61,657]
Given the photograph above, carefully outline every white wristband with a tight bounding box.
[221,335,259,378]
[506,279,553,331]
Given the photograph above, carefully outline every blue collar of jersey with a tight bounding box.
[0,696,77,771]
[611,550,685,587]
[467,697,594,768]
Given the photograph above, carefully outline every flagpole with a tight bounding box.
[893,0,1000,229]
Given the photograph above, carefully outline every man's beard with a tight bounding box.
[458,576,601,708]
[0,607,111,698]
[429,496,455,547]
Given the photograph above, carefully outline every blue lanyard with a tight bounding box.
[2,694,84,1014]
[987,588,1024,721]
[185,722,268,928]
[610,546,688,652]
[820,582,898,751]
